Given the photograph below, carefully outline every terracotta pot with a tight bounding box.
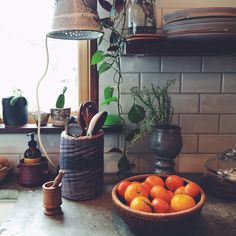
[50,108,71,127]
[150,125,183,175]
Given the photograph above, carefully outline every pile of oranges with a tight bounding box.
[116,175,201,213]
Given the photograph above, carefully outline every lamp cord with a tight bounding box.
[36,35,57,169]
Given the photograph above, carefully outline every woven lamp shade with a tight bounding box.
[47,0,103,40]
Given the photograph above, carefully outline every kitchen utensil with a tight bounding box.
[51,169,65,188]
[203,158,236,200]
[163,7,236,25]
[78,102,87,133]
[43,180,63,216]
[86,111,108,136]
[202,148,236,200]
[78,101,98,135]
[66,123,83,137]
[81,101,98,127]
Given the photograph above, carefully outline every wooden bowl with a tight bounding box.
[111,174,206,235]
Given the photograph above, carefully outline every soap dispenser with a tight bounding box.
[24,132,42,165]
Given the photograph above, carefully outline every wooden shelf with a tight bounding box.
[124,37,236,56]
[0,123,122,134]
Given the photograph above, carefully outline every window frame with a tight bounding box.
[0,40,99,127]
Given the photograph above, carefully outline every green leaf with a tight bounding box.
[101,97,118,105]
[99,62,112,74]
[100,17,114,28]
[98,35,104,46]
[128,104,146,124]
[107,148,122,154]
[62,86,67,94]
[107,45,119,52]
[104,114,122,126]
[104,86,114,100]
[56,94,65,108]
[110,31,119,44]
[91,50,105,65]
[126,128,140,142]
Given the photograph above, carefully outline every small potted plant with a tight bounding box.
[50,86,71,127]
[131,80,183,175]
[2,88,28,126]
[32,111,50,127]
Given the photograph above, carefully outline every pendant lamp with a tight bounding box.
[47,0,103,40]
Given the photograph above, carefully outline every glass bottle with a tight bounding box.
[24,132,42,164]
[128,0,156,35]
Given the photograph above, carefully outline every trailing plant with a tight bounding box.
[56,86,67,109]
[92,0,144,177]
[92,0,160,177]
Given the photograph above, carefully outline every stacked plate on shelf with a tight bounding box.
[162,7,236,40]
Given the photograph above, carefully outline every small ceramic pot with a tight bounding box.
[32,113,50,126]
[50,108,71,127]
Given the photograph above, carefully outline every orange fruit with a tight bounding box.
[184,182,200,198]
[165,175,184,191]
[145,175,164,188]
[174,186,186,195]
[124,182,148,205]
[142,181,152,195]
[152,197,170,213]
[171,194,196,212]
[150,185,170,203]
[167,190,174,200]
[117,180,131,199]
[130,196,153,213]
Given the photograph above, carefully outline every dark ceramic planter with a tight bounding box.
[150,125,183,175]
[2,96,28,126]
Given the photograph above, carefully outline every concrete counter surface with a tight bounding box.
[0,174,236,236]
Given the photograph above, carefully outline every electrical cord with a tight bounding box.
[36,35,57,169]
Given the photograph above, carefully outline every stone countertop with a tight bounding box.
[0,174,236,236]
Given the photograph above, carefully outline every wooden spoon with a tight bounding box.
[86,111,108,136]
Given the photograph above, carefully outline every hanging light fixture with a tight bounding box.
[36,0,103,168]
[47,0,103,40]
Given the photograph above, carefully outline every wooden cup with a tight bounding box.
[42,181,63,216]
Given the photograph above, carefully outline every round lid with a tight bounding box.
[205,149,236,183]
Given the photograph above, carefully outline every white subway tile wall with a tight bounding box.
[2,56,236,174]
[100,55,236,174]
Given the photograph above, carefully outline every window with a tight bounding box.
[0,0,94,121]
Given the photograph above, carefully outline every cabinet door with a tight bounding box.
[156,0,236,28]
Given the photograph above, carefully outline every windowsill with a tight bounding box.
[0,124,64,134]
[0,124,123,134]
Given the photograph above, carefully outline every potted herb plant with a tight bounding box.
[50,86,71,127]
[131,80,183,175]
[2,88,28,126]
